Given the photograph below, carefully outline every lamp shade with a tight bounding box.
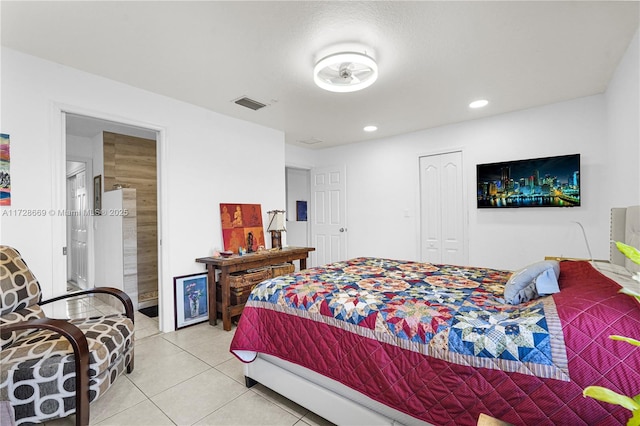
[267,210,286,232]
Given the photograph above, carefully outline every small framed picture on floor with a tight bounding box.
[174,272,208,329]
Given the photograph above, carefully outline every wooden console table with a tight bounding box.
[196,246,315,331]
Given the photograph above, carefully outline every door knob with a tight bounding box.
[339,228,346,232]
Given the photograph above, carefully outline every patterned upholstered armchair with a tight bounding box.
[0,245,135,425]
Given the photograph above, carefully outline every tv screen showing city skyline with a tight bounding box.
[477,153,580,208]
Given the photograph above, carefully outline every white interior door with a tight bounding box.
[420,158,442,261]
[310,165,347,267]
[67,168,89,289]
[420,151,466,265]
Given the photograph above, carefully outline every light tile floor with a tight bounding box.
[42,294,334,426]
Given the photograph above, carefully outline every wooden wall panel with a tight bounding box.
[103,138,116,191]
[103,132,158,307]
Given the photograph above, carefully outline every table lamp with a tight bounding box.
[267,210,286,249]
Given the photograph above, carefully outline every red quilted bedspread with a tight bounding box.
[230,259,640,425]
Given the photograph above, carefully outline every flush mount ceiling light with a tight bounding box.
[363,125,378,132]
[314,52,378,93]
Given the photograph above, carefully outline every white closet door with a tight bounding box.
[420,151,466,265]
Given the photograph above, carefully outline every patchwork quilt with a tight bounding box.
[231,258,640,425]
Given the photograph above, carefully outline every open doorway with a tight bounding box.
[285,167,311,250]
[65,113,161,332]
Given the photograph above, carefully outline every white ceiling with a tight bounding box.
[2,1,638,149]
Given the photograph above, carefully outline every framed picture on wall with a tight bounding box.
[219,203,265,254]
[0,133,11,206]
[174,272,209,329]
[296,200,307,221]
[93,175,102,214]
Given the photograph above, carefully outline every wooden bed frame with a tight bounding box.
[243,205,640,426]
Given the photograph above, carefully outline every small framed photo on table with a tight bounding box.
[174,272,209,329]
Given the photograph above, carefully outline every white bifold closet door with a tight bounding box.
[419,151,466,266]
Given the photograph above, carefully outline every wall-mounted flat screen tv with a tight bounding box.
[477,154,580,208]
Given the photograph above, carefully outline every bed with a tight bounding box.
[230,207,640,425]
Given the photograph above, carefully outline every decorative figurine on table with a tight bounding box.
[247,232,254,253]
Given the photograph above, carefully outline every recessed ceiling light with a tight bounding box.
[469,99,489,109]
[363,125,378,132]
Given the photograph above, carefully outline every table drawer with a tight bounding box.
[217,268,271,306]
[229,268,271,288]
[270,263,295,277]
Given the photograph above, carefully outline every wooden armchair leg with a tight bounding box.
[75,400,88,426]
[127,350,135,374]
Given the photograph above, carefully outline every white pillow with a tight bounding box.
[504,260,560,304]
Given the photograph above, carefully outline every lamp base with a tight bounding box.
[270,231,282,250]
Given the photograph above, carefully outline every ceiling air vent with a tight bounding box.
[233,96,267,111]
[298,138,323,145]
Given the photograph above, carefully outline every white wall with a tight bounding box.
[67,134,95,159]
[606,28,640,208]
[289,29,639,270]
[285,144,316,170]
[298,95,608,270]
[0,48,285,331]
